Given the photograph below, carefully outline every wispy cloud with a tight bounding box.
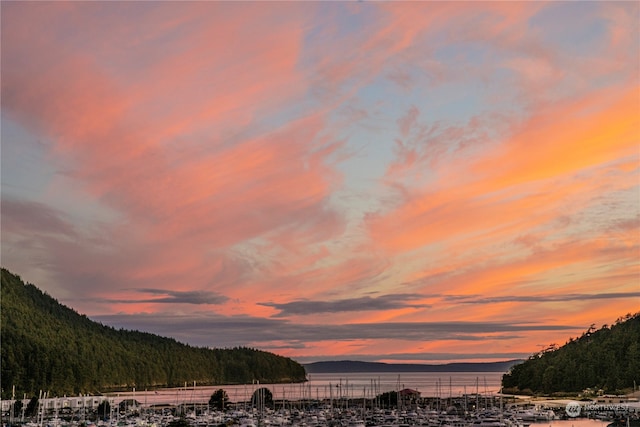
[259,294,429,317]
[2,1,638,362]
[2,198,76,237]
[105,288,229,305]
[444,292,640,305]
[92,311,581,350]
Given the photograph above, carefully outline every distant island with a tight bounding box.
[502,312,639,395]
[0,268,306,398]
[305,360,522,374]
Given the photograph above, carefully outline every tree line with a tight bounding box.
[502,312,640,395]
[1,269,307,398]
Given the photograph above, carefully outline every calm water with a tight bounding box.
[307,372,503,399]
[110,371,505,405]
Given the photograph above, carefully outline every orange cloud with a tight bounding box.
[475,85,639,190]
[2,1,637,362]
[2,2,345,292]
[369,83,638,254]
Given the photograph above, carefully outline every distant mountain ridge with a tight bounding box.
[0,268,306,398]
[305,359,522,373]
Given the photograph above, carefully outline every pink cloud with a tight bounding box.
[369,83,638,253]
[474,85,638,190]
[3,1,638,361]
[2,2,347,304]
[397,106,420,138]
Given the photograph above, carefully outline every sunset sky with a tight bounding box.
[2,1,639,364]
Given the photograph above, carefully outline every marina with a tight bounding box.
[2,373,638,427]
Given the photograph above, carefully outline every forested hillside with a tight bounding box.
[1,269,306,398]
[502,313,640,394]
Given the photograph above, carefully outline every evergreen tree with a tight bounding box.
[208,389,228,411]
[502,313,640,394]
[12,399,23,419]
[25,396,38,417]
[0,268,307,397]
[377,391,398,408]
[97,400,111,420]
[251,387,273,410]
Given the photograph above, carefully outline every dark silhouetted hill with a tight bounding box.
[1,268,306,397]
[502,313,640,394]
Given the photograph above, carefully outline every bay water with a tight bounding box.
[111,371,505,405]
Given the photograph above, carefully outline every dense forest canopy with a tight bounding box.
[1,268,307,398]
[502,312,640,395]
